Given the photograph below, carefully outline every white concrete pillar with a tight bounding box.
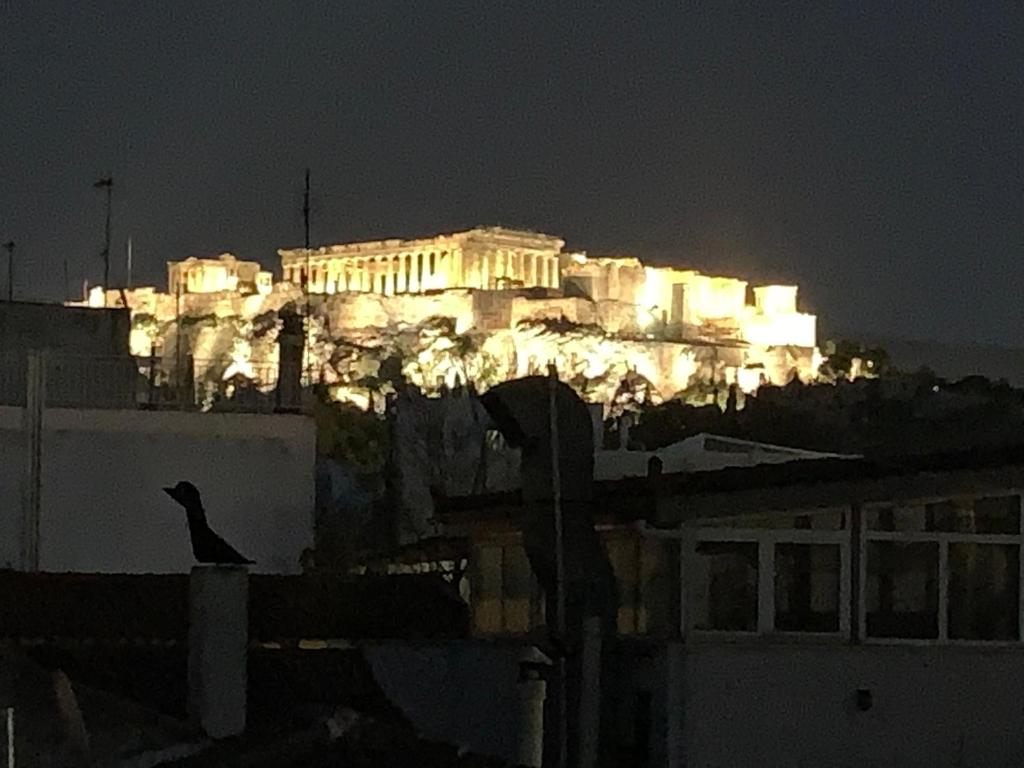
[188,565,248,739]
[517,661,546,768]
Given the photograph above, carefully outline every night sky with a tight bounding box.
[1,2,1020,345]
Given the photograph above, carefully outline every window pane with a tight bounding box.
[866,504,928,532]
[639,538,675,635]
[972,496,1020,534]
[475,545,503,634]
[693,541,758,631]
[926,500,970,533]
[503,545,533,633]
[866,541,939,638]
[868,498,1021,534]
[606,538,640,634]
[774,544,840,632]
[949,544,1019,640]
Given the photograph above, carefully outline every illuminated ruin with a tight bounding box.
[74,227,820,410]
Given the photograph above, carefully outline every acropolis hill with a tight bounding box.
[76,226,820,410]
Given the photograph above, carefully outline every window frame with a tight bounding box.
[858,493,1024,647]
[685,524,852,640]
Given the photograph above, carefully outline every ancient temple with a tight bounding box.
[278,227,564,295]
[167,254,272,296]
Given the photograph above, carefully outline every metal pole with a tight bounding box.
[2,242,13,302]
[94,177,113,306]
[5,706,13,768]
[548,366,567,768]
[126,236,133,288]
[303,169,312,387]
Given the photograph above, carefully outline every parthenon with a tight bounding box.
[277,226,564,295]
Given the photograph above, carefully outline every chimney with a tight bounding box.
[188,565,248,739]
[276,306,304,410]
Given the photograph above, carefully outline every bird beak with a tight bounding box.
[163,487,177,500]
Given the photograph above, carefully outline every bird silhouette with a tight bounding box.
[163,481,254,565]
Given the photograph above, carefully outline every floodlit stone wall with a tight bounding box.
[69,226,821,407]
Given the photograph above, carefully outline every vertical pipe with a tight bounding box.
[5,707,13,768]
[548,368,567,768]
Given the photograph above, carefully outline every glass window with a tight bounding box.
[925,499,970,533]
[949,544,1019,640]
[972,496,1021,535]
[866,504,929,532]
[692,542,758,631]
[869,496,1021,534]
[475,545,503,634]
[774,543,841,632]
[866,541,939,638]
[607,537,675,635]
[607,538,640,635]
[502,545,533,634]
[638,538,674,635]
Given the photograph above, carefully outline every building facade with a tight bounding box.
[441,450,1024,766]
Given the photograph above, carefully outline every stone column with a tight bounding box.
[409,253,420,293]
[453,248,464,287]
[439,251,450,288]
[481,252,490,290]
[396,254,407,293]
[189,565,248,739]
[384,256,395,296]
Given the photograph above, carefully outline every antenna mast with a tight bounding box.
[93,176,113,306]
[126,237,133,288]
[303,169,313,387]
[2,241,13,302]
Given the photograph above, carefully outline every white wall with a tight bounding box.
[1,407,314,574]
[679,643,1024,768]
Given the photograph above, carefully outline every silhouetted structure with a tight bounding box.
[164,481,254,565]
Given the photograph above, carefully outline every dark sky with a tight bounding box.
[1,1,1021,344]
